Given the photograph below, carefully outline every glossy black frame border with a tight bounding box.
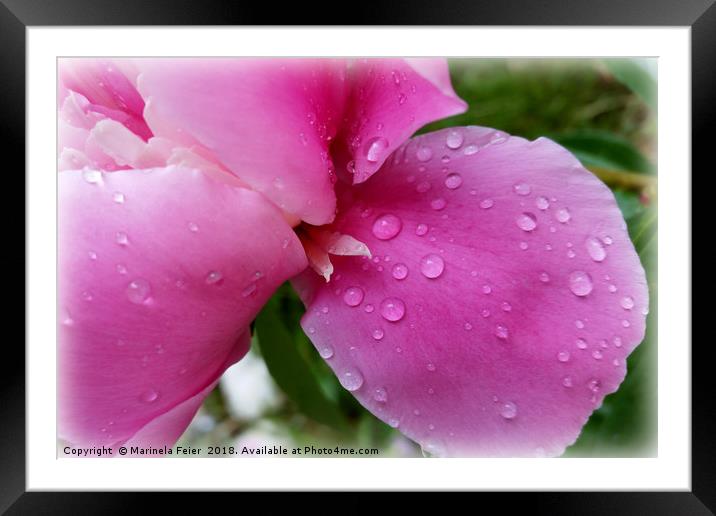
[3,0,709,512]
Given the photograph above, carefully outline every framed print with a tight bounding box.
[5,0,709,511]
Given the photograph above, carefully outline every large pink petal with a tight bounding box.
[59,165,307,447]
[292,126,648,457]
[136,59,349,225]
[335,58,467,184]
[59,58,152,141]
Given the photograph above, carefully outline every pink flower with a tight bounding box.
[58,58,648,457]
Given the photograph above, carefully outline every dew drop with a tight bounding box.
[372,214,402,240]
[380,297,406,322]
[576,338,588,349]
[343,286,365,307]
[391,263,409,280]
[575,319,585,329]
[426,363,436,372]
[562,376,573,388]
[416,181,432,193]
[415,223,429,236]
[568,271,593,297]
[126,278,151,304]
[513,183,531,196]
[373,387,388,403]
[364,136,389,163]
[82,169,103,184]
[444,173,463,189]
[140,389,159,403]
[501,301,512,312]
[241,283,257,298]
[116,263,127,275]
[620,296,635,310]
[372,328,384,340]
[592,349,603,360]
[339,368,364,391]
[482,284,492,294]
[318,343,334,359]
[495,325,509,340]
[416,146,433,162]
[430,197,447,210]
[446,130,464,149]
[479,199,494,209]
[88,251,98,260]
[112,192,125,204]
[464,322,473,330]
[499,401,518,419]
[556,208,571,223]
[205,271,223,285]
[388,417,400,428]
[558,350,571,362]
[535,196,550,210]
[464,144,479,155]
[585,237,607,262]
[115,232,129,246]
[516,212,537,232]
[364,304,375,313]
[188,222,199,233]
[539,272,550,283]
[420,254,445,279]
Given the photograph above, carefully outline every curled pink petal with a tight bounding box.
[137,58,350,225]
[336,58,467,184]
[59,58,152,140]
[292,126,648,457]
[59,165,307,447]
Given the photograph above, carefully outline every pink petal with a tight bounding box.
[59,59,152,140]
[292,126,648,457]
[58,165,307,447]
[336,59,467,184]
[136,58,350,225]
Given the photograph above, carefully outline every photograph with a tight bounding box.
[56,56,657,459]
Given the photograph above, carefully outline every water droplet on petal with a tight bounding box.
[558,350,571,362]
[415,223,428,236]
[539,272,550,283]
[82,169,103,184]
[444,173,463,189]
[464,144,479,155]
[495,325,509,340]
[556,208,571,223]
[592,349,603,360]
[416,181,432,193]
[140,389,159,403]
[516,212,537,232]
[372,214,402,240]
[482,284,492,294]
[513,183,531,196]
[416,146,433,162]
[339,368,364,391]
[205,271,223,285]
[188,222,199,233]
[620,296,635,310]
[562,376,573,388]
[479,198,494,209]
[115,232,129,246]
[426,363,436,372]
[343,287,365,307]
[373,387,388,403]
[380,297,406,322]
[318,343,334,359]
[501,301,512,312]
[364,304,374,313]
[364,136,389,163]
[603,235,613,245]
[388,417,400,428]
[568,271,593,297]
[585,237,606,262]
[535,196,549,210]
[420,254,445,279]
[88,251,98,260]
[499,401,518,419]
[391,263,409,280]
[446,130,464,149]
[576,338,588,349]
[372,328,384,340]
[464,322,473,330]
[113,192,125,204]
[430,197,447,210]
[126,278,151,304]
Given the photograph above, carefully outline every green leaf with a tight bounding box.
[604,59,657,110]
[554,130,654,174]
[255,295,349,431]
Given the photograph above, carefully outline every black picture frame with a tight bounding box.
[3,0,708,512]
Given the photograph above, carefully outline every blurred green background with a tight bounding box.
[180,58,658,458]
